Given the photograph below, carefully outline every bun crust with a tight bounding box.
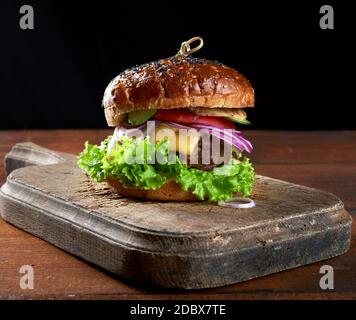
[103,57,255,126]
[105,177,198,201]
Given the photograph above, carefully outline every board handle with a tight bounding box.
[5,142,76,176]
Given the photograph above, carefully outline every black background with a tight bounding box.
[0,0,353,130]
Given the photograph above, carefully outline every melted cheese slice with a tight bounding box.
[155,124,200,155]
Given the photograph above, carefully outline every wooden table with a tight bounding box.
[0,130,355,299]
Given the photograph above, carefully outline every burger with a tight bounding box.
[78,37,255,203]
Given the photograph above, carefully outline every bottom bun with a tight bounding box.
[105,177,198,201]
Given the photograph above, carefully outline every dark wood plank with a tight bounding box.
[0,130,355,299]
[247,130,356,164]
[255,163,356,209]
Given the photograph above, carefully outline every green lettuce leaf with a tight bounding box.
[78,136,255,202]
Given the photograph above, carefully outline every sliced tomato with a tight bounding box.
[152,109,235,129]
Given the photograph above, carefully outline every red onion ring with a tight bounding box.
[218,197,256,208]
[191,126,252,153]
[166,122,253,153]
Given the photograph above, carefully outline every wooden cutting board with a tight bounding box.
[0,142,352,289]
